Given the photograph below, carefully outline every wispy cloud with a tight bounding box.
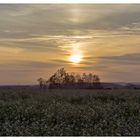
[0,4,140,84]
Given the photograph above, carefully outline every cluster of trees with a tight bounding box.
[37,68,102,89]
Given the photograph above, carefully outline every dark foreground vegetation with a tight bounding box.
[0,87,140,136]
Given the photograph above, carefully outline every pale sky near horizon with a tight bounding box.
[0,4,140,84]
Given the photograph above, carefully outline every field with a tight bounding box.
[0,87,140,136]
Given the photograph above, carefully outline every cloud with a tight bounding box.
[0,4,140,83]
[98,53,140,65]
[0,4,140,36]
[76,53,140,72]
[2,60,63,69]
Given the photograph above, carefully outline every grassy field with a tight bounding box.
[0,88,140,136]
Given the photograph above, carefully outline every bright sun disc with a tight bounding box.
[69,54,81,63]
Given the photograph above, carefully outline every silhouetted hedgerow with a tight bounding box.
[37,68,102,89]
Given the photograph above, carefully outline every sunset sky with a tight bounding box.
[0,4,140,84]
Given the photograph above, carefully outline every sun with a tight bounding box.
[69,54,82,63]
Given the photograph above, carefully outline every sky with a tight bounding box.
[0,4,140,85]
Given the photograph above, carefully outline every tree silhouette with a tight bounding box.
[48,68,67,88]
[37,78,46,89]
[37,68,102,89]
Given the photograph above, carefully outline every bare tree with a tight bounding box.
[37,68,102,89]
[37,78,46,89]
[48,68,68,88]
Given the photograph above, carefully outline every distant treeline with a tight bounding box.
[37,68,102,89]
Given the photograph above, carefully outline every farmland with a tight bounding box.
[0,87,140,136]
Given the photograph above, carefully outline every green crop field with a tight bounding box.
[0,88,140,136]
